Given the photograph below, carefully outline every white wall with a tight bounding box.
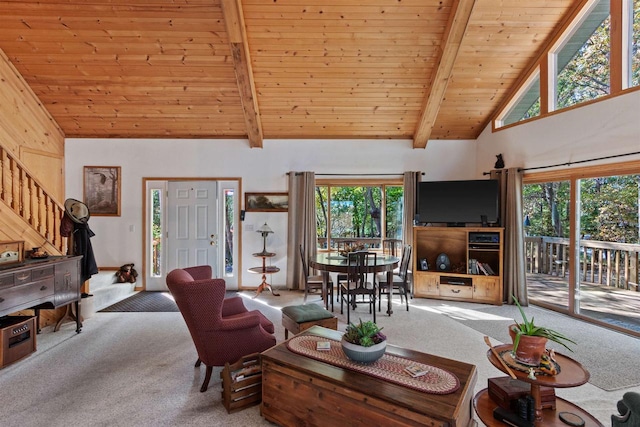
[65,137,477,289]
[475,90,640,173]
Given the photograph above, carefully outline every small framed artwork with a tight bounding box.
[245,192,288,212]
[83,166,121,216]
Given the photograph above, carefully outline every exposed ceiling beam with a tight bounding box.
[413,0,476,149]
[221,0,263,148]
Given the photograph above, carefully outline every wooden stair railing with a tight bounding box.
[0,146,65,254]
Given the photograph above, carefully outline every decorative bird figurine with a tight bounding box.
[494,154,505,169]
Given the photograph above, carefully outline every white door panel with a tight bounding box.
[167,181,218,273]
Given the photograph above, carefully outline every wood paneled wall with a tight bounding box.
[0,47,68,328]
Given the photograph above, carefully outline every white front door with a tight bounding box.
[166,181,219,274]
[145,179,239,291]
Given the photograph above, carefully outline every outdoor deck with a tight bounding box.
[527,273,640,334]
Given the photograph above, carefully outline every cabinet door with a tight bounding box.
[413,273,439,297]
[54,259,81,307]
[473,276,501,303]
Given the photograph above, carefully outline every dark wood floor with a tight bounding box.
[527,273,640,334]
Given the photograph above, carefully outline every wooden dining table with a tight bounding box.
[309,252,400,316]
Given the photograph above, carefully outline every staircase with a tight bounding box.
[0,146,67,254]
[82,271,136,317]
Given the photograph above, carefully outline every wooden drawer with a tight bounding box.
[439,284,473,299]
[14,271,32,286]
[31,266,54,282]
[0,273,15,289]
[0,279,54,313]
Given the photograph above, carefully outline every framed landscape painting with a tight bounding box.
[83,166,121,216]
[245,192,288,212]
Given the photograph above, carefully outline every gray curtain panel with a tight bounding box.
[286,171,316,290]
[491,168,527,305]
[403,171,421,261]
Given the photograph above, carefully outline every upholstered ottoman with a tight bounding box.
[282,304,337,339]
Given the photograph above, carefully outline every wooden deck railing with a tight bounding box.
[317,237,383,251]
[0,146,65,253]
[525,236,640,290]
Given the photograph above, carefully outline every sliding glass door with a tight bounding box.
[523,179,571,311]
[576,173,640,329]
[523,162,640,336]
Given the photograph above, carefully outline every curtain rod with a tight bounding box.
[287,172,425,176]
[483,150,640,175]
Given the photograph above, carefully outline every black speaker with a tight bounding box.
[436,253,450,271]
[240,210,245,221]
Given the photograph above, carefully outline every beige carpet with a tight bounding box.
[448,304,640,391]
[0,290,636,426]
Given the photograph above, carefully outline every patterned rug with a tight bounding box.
[99,292,179,312]
[286,335,460,394]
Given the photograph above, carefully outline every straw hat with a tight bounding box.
[64,198,90,224]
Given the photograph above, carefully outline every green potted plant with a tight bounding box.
[509,295,576,365]
[341,319,387,363]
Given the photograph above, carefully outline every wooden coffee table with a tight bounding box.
[260,326,478,427]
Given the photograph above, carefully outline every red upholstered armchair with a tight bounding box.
[166,266,276,392]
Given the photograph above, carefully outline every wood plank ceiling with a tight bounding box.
[0,0,579,148]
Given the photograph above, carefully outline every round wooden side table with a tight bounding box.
[474,344,603,426]
[249,251,280,298]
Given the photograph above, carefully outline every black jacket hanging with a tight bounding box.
[73,222,98,283]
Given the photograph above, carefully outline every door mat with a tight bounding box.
[99,292,179,312]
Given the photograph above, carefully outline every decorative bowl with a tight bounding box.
[341,338,386,363]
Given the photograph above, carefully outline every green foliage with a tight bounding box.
[557,14,611,109]
[523,175,640,244]
[343,319,386,347]
[315,184,404,248]
[511,296,576,353]
[523,182,570,238]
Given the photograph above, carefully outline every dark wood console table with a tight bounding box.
[0,256,83,333]
[474,344,603,426]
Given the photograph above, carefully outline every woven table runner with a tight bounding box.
[286,335,460,395]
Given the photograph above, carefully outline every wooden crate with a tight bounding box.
[220,353,262,413]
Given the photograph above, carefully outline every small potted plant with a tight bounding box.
[509,295,575,365]
[341,319,387,363]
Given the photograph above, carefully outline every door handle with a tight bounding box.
[210,234,217,246]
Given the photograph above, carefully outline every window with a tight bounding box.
[494,0,639,130]
[316,181,403,251]
[629,0,640,87]
[496,69,541,127]
[150,188,163,277]
[223,188,235,276]
[553,0,611,110]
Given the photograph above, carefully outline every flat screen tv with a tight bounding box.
[417,179,500,226]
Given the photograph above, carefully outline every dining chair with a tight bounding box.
[300,245,333,310]
[335,239,356,302]
[382,239,403,258]
[378,244,412,312]
[340,251,377,324]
